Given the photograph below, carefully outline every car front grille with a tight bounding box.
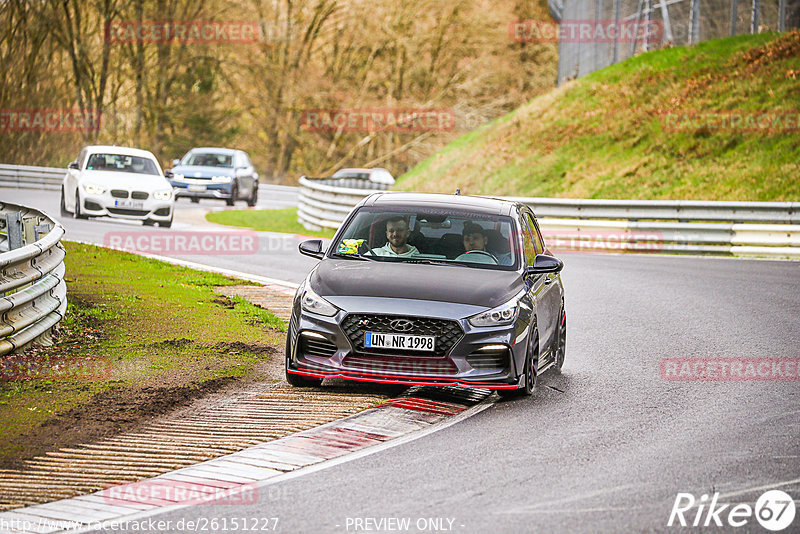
[341,314,463,357]
[110,189,128,198]
[107,208,149,216]
[342,355,457,375]
[131,191,149,200]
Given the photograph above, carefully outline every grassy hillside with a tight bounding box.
[396,32,800,201]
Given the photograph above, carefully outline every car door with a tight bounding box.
[236,152,254,196]
[522,210,560,365]
[519,212,549,363]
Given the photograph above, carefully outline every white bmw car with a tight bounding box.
[60,145,175,227]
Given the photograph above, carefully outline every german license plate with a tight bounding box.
[364,332,435,351]
[188,184,206,192]
[114,199,144,209]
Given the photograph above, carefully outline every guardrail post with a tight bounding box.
[5,212,23,250]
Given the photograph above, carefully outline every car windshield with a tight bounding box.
[182,152,233,168]
[332,206,519,270]
[334,171,370,179]
[85,153,159,175]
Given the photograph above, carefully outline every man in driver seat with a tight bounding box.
[461,222,512,265]
[373,216,420,257]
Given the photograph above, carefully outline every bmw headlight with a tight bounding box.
[83,183,105,195]
[468,294,522,327]
[301,284,338,317]
[153,190,173,200]
[211,176,233,184]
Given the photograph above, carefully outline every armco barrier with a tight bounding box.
[0,202,67,355]
[0,164,64,191]
[297,178,800,259]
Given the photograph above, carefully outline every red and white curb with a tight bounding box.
[0,387,492,534]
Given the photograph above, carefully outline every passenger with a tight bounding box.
[372,216,420,257]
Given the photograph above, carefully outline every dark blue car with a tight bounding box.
[168,148,259,206]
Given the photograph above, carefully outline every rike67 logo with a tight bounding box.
[668,490,796,531]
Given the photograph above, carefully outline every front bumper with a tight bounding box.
[287,302,530,390]
[81,193,173,221]
[171,181,233,200]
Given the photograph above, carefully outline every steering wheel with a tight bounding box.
[360,241,377,256]
[465,250,498,264]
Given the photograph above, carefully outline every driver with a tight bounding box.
[462,222,490,254]
[461,222,512,265]
[373,216,420,257]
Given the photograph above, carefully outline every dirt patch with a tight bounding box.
[0,377,241,470]
[212,296,236,309]
[214,341,278,355]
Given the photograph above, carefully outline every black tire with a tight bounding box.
[498,328,537,399]
[143,219,156,226]
[159,218,173,228]
[246,183,258,207]
[190,197,200,204]
[553,306,566,374]
[60,187,70,218]
[73,189,87,219]
[225,184,238,206]
[285,334,323,387]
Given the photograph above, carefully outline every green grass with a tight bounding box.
[0,242,285,462]
[396,32,800,201]
[206,208,336,238]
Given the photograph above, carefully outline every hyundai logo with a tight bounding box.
[389,319,414,332]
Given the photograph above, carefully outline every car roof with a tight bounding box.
[363,192,518,216]
[84,145,157,159]
[187,147,238,155]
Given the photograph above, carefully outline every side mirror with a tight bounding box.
[164,170,174,179]
[68,161,80,170]
[526,254,563,275]
[172,159,181,167]
[299,239,325,259]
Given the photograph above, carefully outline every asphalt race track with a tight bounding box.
[3,187,799,532]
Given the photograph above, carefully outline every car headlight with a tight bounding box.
[301,284,338,316]
[468,294,522,327]
[171,173,185,181]
[211,176,233,183]
[153,190,173,200]
[83,183,105,195]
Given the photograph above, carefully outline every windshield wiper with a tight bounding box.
[330,252,378,261]
[403,259,452,266]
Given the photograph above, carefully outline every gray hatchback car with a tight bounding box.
[287,193,566,397]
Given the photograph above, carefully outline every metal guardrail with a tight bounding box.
[0,202,67,355]
[0,164,64,191]
[297,178,800,259]
[297,176,391,230]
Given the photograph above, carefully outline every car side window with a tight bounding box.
[525,212,545,254]
[520,216,537,267]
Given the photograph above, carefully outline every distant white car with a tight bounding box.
[332,168,395,186]
[60,145,175,227]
